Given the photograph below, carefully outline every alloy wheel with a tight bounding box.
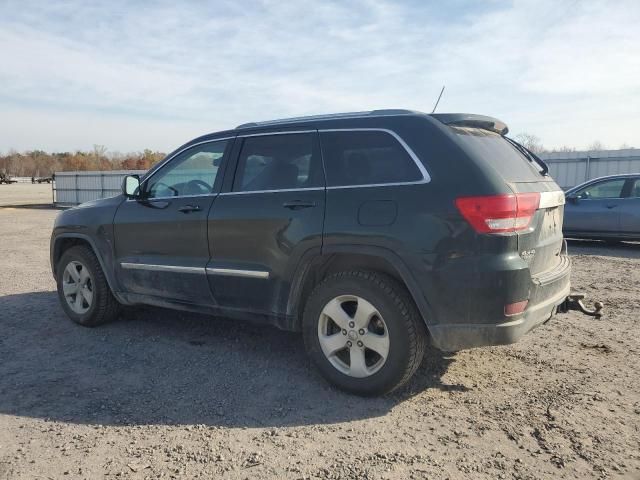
[317,295,390,378]
[62,260,93,314]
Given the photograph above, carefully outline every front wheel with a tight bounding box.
[303,271,427,396]
[56,245,120,327]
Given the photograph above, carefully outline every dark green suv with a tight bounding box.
[51,110,570,395]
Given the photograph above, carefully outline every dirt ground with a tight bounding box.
[0,190,639,479]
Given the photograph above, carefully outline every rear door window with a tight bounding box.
[450,127,545,182]
[233,133,323,192]
[319,130,423,187]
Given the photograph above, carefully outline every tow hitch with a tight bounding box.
[558,293,604,319]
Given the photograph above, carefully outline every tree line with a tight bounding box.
[0,145,165,177]
[513,134,635,154]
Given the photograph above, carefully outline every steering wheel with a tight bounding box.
[186,179,211,194]
[151,182,178,197]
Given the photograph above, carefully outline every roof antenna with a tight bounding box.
[431,85,445,113]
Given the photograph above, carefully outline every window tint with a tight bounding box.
[450,127,545,182]
[146,140,228,199]
[320,130,422,187]
[576,179,626,199]
[233,133,322,192]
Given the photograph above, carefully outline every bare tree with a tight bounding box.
[513,133,545,153]
[588,141,605,151]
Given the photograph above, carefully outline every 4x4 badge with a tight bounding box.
[520,249,536,262]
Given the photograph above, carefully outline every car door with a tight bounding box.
[113,137,233,304]
[563,178,626,234]
[206,131,325,316]
[619,177,640,236]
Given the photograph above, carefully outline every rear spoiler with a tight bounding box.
[431,113,509,135]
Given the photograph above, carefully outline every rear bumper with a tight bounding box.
[429,255,571,351]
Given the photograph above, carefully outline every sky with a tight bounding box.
[0,0,639,153]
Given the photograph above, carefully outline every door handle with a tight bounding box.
[282,200,316,210]
[178,204,201,213]
[606,204,618,209]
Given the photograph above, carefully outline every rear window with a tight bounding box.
[320,130,423,187]
[450,127,545,182]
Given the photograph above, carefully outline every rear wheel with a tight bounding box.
[303,271,427,396]
[56,245,120,326]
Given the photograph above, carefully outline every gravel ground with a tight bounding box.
[1,196,639,479]
[0,183,52,207]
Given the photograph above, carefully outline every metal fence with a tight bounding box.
[540,149,640,190]
[11,177,35,183]
[52,170,144,207]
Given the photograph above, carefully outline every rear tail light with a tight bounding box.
[455,193,540,234]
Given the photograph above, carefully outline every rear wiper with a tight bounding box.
[504,136,549,176]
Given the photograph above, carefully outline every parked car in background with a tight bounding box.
[51,110,571,395]
[33,176,53,184]
[564,174,640,242]
[0,173,17,184]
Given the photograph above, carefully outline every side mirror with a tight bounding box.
[566,194,579,204]
[122,175,141,198]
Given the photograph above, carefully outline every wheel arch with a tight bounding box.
[51,234,118,295]
[287,245,434,332]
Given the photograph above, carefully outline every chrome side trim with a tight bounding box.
[220,187,324,196]
[120,263,206,274]
[226,127,431,194]
[318,128,431,187]
[143,127,431,198]
[539,190,566,208]
[206,267,270,279]
[126,192,215,202]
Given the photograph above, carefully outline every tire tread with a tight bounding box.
[57,245,120,327]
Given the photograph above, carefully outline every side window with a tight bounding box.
[145,140,228,199]
[233,133,323,192]
[320,130,423,187]
[576,179,626,199]
[629,179,640,198]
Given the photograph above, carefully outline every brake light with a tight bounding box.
[455,193,540,233]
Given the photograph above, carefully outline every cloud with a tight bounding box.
[0,0,638,152]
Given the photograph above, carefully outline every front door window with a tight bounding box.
[145,141,229,199]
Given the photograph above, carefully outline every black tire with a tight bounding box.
[302,271,427,396]
[56,245,120,327]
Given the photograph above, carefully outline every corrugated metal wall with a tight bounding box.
[53,170,144,206]
[540,149,640,189]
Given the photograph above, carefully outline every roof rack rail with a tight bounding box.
[235,109,418,129]
[369,109,415,115]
